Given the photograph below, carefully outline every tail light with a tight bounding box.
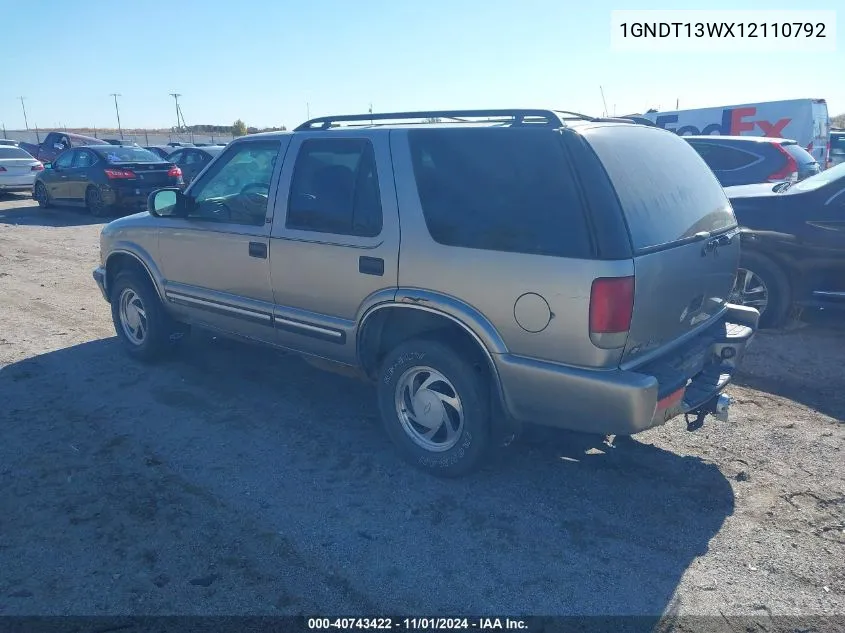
[104,168,136,180]
[767,143,798,182]
[589,276,635,335]
[167,165,182,178]
[31,164,44,172]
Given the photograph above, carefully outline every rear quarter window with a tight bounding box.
[584,125,737,252]
[408,128,593,259]
[783,143,817,165]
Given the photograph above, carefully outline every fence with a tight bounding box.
[1,128,236,146]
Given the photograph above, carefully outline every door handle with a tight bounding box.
[248,242,267,259]
[359,256,384,276]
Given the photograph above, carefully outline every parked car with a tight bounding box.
[726,162,845,327]
[684,136,820,187]
[92,108,758,477]
[103,138,138,146]
[166,142,194,148]
[18,131,104,164]
[34,145,182,217]
[830,130,845,168]
[0,145,44,194]
[0,139,20,146]
[144,145,176,160]
[166,145,224,186]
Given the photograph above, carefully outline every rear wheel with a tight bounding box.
[376,339,492,478]
[731,252,791,328]
[34,182,51,208]
[86,186,109,217]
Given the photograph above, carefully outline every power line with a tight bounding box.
[110,93,123,138]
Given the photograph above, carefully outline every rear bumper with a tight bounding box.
[496,304,759,435]
[0,175,36,192]
[100,186,158,212]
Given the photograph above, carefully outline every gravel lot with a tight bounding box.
[0,194,843,625]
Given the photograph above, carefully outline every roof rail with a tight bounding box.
[294,109,570,131]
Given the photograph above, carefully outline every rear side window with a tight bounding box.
[584,126,736,252]
[782,143,818,165]
[688,142,758,171]
[408,128,592,259]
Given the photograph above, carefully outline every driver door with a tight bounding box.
[156,138,290,341]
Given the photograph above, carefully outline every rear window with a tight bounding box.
[102,147,161,163]
[408,128,592,259]
[0,147,33,159]
[584,125,736,252]
[830,134,845,156]
[782,143,817,165]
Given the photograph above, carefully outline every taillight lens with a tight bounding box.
[589,276,635,334]
[104,168,136,180]
[168,165,182,178]
[768,143,799,182]
[31,163,44,172]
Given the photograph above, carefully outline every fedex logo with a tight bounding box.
[655,107,791,138]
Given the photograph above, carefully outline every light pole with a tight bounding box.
[110,93,123,138]
[169,93,182,132]
[19,97,29,130]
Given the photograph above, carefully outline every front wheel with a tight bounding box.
[110,270,183,362]
[377,339,492,478]
[34,182,52,208]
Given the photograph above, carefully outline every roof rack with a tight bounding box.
[293,108,641,132]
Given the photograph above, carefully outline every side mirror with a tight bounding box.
[44,163,53,170]
[148,188,188,217]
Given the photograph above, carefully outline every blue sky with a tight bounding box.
[1,0,841,130]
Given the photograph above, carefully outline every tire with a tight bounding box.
[34,182,52,208]
[110,270,183,362]
[86,186,109,218]
[377,338,492,478]
[733,251,791,329]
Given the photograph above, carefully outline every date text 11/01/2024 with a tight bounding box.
[307,618,528,630]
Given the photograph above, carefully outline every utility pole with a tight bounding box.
[19,96,29,130]
[169,93,182,133]
[306,102,310,119]
[110,93,123,138]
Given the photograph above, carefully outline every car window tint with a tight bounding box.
[103,147,161,163]
[407,128,591,258]
[54,151,75,168]
[689,142,757,171]
[0,147,32,159]
[831,135,845,156]
[286,138,383,237]
[188,140,281,226]
[185,151,204,165]
[585,125,736,252]
[73,151,95,168]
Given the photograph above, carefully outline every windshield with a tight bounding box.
[0,147,34,160]
[790,162,845,193]
[102,147,162,163]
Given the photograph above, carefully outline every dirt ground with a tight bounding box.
[0,194,843,626]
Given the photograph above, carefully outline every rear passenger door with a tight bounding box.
[268,134,399,362]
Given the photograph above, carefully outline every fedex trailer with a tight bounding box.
[643,99,830,167]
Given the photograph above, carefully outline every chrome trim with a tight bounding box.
[812,290,845,298]
[165,291,273,322]
[273,316,344,338]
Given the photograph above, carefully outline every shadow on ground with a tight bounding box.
[0,331,735,618]
[0,197,109,227]
[734,308,844,422]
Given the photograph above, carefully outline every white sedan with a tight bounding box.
[0,145,44,194]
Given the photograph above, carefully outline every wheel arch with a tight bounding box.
[105,248,166,303]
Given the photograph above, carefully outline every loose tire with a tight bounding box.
[34,182,51,208]
[377,339,492,477]
[86,186,109,218]
[110,270,183,362]
[732,251,791,329]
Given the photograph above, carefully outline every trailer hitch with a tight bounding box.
[685,394,732,431]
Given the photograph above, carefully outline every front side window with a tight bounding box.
[73,151,96,168]
[187,140,281,226]
[286,138,383,237]
[408,128,592,258]
[54,151,75,168]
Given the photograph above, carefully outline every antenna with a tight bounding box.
[599,86,609,118]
